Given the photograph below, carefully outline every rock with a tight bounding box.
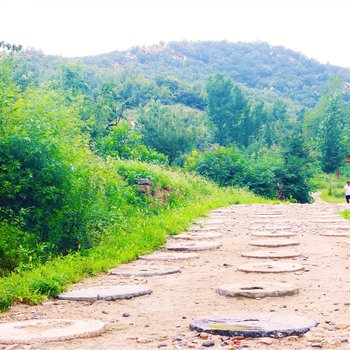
[199,333,209,339]
[58,285,152,301]
[305,332,324,342]
[216,281,299,298]
[335,337,348,342]
[287,335,300,341]
[260,337,273,345]
[122,312,130,317]
[0,319,106,344]
[137,337,152,344]
[202,340,215,347]
[335,323,350,330]
[158,344,167,348]
[190,313,317,337]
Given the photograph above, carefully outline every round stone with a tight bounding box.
[166,241,222,252]
[216,282,299,298]
[252,221,287,225]
[197,220,225,225]
[319,232,350,237]
[0,319,106,344]
[211,210,236,214]
[323,226,350,231]
[254,213,282,217]
[310,219,346,224]
[253,226,292,231]
[241,250,301,259]
[248,239,299,247]
[189,313,316,337]
[58,285,151,301]
[108,264,181,277]
[237,262,304,273]
[171,232,222,240]
[139,252,199,261]
[191,226,221,232]
[251,232,297,238]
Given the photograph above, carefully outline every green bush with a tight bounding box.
[97,121,168,165]
[0,222,51,275]
[185,147,246,187]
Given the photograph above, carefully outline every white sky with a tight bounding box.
[1,0,350,67]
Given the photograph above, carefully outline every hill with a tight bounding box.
[80,40,350,107]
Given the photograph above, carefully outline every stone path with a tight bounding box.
[1,196,350,349]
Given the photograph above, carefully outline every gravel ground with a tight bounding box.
[1,195,350,350]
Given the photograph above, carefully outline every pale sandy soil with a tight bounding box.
[1,196,350,350]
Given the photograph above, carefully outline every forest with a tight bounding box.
[0,40,349,310]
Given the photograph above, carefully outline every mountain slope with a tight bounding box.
[80,40,350,107]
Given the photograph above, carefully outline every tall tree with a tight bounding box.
[230,86,251,147]
[136,101,210,163]
[277,126,313,203]
[206,74,234,145]
[317,95,346,174]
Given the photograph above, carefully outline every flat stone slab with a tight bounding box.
[248,239,299,247]
[322,226,350,231]
[171,232,222,240]
[166,241,222,252]
[108,264,181,277]
[139,252,199,261]
[190,313,316,337]
[216,282,299,298]
[197,219,226,224]
[253,226,292,231]
[319,232,350,237]
[310,219,346,224]
[254,211,282,217]
[241,250,301,259]
[58,285,151,301]
[191,226,221,232]
[251,231,297,238]
[0,319,105,344]
[253,220,286,224]
[237,262,304,273]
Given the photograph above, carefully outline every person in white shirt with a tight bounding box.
[344,181,350,203]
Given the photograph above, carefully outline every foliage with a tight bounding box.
[313,167,350,203]
[96,121,168,164]
[206,74,234,145]
[184,139,313,203]
[185,147,246,187]
[80,40,350,108]
[0,162,274,312]
[136,101,211,163]
[276,128,313,203]
[0,41,22,52]
[317,95,347,174]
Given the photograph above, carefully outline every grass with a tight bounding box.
[0,168,274,313]
[340,209,350,220]
[312,170,350,204]
[312,169,350,225]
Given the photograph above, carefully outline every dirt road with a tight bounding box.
[2,198,350,349]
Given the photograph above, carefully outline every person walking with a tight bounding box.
[344,181,350,204]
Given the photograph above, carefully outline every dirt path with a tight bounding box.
[2,198,350,349]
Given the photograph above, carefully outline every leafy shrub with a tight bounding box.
[97,121,168,165]
[185,147,246,187]
[0,222,51,274]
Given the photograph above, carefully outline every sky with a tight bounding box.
[1,0,350,67]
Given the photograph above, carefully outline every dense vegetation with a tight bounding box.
[80,41,350,107]
[1,39,350,310]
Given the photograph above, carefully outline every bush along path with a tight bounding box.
[1,199,350,349]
